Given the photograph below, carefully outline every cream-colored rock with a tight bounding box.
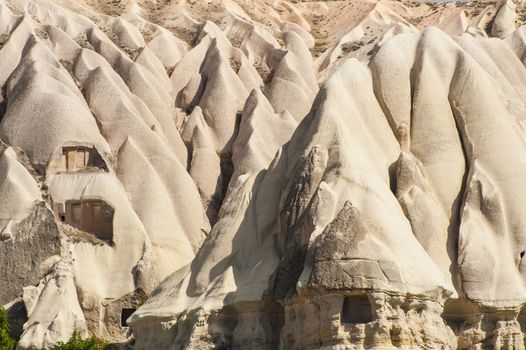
[3,0,526,349]
[0,147,41,230]
[18,259,88,349]
[492,0,517,38]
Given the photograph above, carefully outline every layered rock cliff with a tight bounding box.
[2,0,526,349]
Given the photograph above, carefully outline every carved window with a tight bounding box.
[341,295,373,324]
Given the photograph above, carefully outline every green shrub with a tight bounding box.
[52,331,107,350]
[0,306,15,350]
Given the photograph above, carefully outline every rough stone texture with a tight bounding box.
[3,0,526,349]
[0,202,61,304]
[280,294,456,350]
[79,289,148,342]
[308,202,407,292]
[272,145,327,299]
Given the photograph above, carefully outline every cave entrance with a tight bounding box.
[442,298,478,334]
[64,199,114,242]
[121,308,136,327]
[341,294,373,324]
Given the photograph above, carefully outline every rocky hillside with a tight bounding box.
[1,0,526,348]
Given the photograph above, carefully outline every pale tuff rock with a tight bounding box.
[19,259,88,350]
[438,10,470,35]
[2,0,526,349]
[280,293,456,349]
[492,0,517,38]
[0,146,41,231]
[0,143,61,305]
[132,18,526,350]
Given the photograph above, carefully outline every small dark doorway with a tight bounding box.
[341,294,373,324]
[121,308,136,327]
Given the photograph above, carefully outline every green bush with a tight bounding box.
[52,331,107,350]
[0,306,15,350]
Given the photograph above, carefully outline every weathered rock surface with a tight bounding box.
[2,0,526,349]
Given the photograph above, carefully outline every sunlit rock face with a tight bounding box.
[2,0,526,348]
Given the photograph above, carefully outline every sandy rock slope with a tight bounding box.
[2,0,526,349]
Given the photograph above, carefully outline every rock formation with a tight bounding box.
[1,0,526,349]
